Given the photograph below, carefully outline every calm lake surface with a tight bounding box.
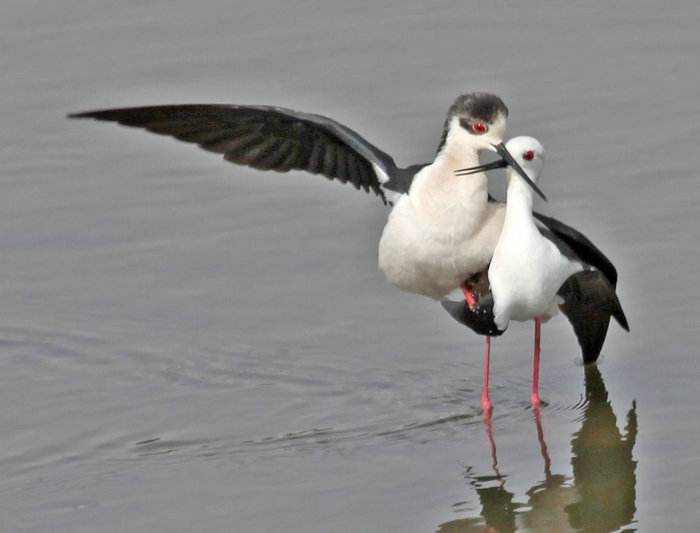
[2,1,699,531]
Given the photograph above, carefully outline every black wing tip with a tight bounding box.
[441,300,505,337]
[67,104,233,121]
[578,326,608,364]
[67,106,144,120]
[558,270,629,364]
[67,110,96,119]
[614,307,630,332]
[67,108,134,121]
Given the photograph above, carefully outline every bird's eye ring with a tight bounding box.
[523,151,535,161]
[472,123,487,134]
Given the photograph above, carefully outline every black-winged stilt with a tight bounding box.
[443,136,629,408]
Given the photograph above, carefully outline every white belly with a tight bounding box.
[378,194,504,300]
[489,227,583,329]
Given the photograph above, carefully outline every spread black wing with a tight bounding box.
[69,104,402,203]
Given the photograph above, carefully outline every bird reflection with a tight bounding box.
[437,364,637,533]
[566,365,637,532]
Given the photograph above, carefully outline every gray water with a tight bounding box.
[2,1,699,531]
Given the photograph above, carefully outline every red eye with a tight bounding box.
[523,150,535,161]
[473,123,487,134]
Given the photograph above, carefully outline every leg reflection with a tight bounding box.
[438,363,637,532]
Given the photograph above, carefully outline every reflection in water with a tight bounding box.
[438,364,637,532]
[567,365,637,532]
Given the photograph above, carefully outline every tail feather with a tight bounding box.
[558,270,629,364]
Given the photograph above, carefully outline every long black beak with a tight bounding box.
[454,159,508,176]
[493,143,547,201]
[455,143,548,202]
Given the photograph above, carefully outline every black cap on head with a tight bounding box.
[448,92,509,123]
[437,93,509,154]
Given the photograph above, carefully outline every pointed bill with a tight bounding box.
[494,143,547,201]
[455,143,548,202]
[454,159,507,176]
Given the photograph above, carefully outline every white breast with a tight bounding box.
[488,181,583,329]
[378,160,505,300]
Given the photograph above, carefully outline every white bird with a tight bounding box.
[68,93,544,304]
[443,136,629,408]
[490,137,582,329]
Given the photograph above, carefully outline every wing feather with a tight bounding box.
[69,104,399,203]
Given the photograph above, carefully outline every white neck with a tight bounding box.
[409,148,487,234]
[505,176,535,214]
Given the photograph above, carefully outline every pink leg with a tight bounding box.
[461,281,478,310]
[482,335,493,412]
[531,317,542,407]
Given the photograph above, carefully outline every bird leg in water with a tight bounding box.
[531,317,542,407]
[483,335,493,412]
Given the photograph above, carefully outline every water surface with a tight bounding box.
[2,1,699,531]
